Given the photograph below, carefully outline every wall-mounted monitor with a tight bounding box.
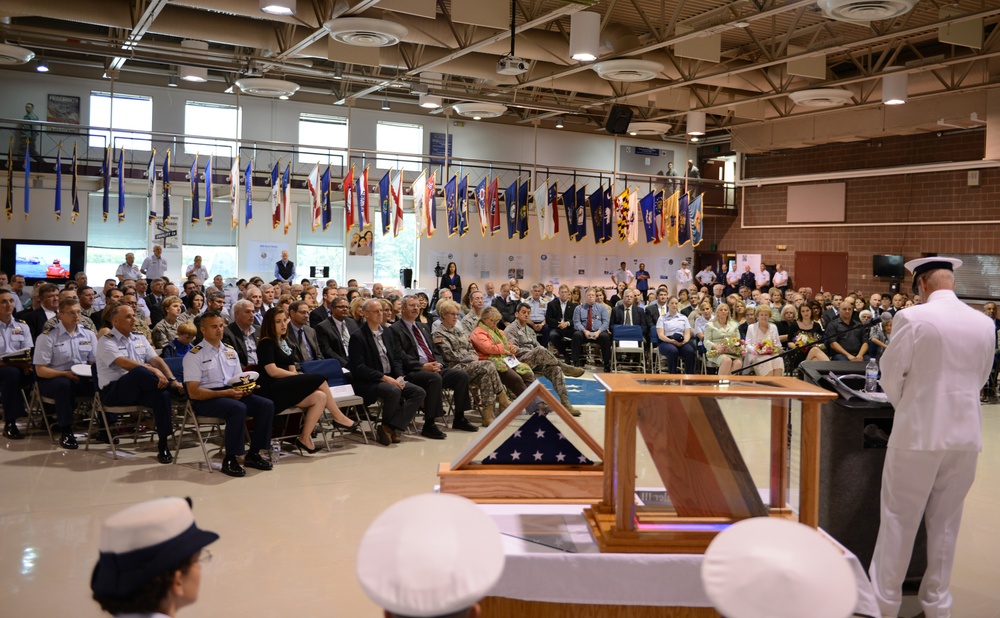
[0,239,86,284]
[872,254,905,279]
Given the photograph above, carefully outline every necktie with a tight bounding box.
[587,305,593,331]
[625,309,632,326]
[297,329,312,361]
[412,324,434,362]
[341,323,350,354]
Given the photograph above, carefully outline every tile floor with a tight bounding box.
[1,380,998,617]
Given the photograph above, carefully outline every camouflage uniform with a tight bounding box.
[504,320,573,408]
[132,308,154,346]
[42,314,97,336]
[431,321,506,405]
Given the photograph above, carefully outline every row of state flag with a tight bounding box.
[5,144,702,247]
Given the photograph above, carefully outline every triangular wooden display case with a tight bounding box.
[438,381,605,503]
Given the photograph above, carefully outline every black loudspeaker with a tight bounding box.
[604,105,633,135]
[400,268,413,289]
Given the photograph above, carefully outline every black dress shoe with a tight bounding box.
[156,439,173,464]
[221,455,246,477]
[95,430,119,445]
[420,423,447,440]
[452,417,479,432]
[333,419,362,433]
[244,451,273,471]
[375,424,393,446]
[60,433,79,450]
[3,423,24,440]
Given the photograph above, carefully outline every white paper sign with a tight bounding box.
[538,253,562,285]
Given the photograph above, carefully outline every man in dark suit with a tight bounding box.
[315,297,358,365]
[309,286,337,328]
[738,265,757,295]
[389,296,476,435]
[494,283,519,327]
[349,299,426,446]
[611,289,648,340]
[286,300,322,363]
[17,282,60,342]
[544,284,577,358]
[221,300,259,367]
[144,278,166,327]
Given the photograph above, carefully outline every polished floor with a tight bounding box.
[1,379,998,618]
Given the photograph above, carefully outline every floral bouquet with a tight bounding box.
[708,337,744,358]
[754,339,777,356]
[793,332,825,351]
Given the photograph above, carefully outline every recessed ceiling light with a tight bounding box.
[278,95,289,100]
[35,58,49,72]
[382,99,390,110]
[630,131,637,136]
[260,0,295,16]
[555,119,564,129]
[419,94,442,109]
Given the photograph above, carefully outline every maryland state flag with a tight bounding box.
[664,190,679,247]
[677,192,690,246]
[615,187,629,242]
[574,185,587,242]
[457,175,469,237]
[589,185,603,245]
[562,183,576,241]
[487,176,500,235]
[517,178,529,239]
[504,179,518,239]
[444,174,458,237]
[689,193,704,247]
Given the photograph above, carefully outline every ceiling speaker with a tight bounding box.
[604,105,633,135]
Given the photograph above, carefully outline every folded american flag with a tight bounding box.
[481,412,593,465]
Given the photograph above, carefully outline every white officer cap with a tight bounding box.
[701,518,857,618]
[904,256,961,294]
[356,493,505,617]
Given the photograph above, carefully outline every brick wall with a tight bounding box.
[707,131,1000,296]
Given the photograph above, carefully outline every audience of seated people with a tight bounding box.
[4,260,997,465]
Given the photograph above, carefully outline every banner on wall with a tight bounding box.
[247,241,290,274]
[348,223,374,256]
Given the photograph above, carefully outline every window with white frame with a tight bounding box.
[297,203,346,282]
[372,213,416,285]
[298,113,349,168]
[88,92,153,151]
[184,101,242,159]
[85,193,148,283]
[376,121,423,173]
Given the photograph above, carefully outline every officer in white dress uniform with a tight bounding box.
[182,311,274,478]
[91,497,218,618]
[869,257,996,618]
[0,288,33,439]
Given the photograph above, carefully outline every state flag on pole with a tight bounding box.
[307,162,321,231]
[562,183,576,241]
[229,155,239,230]
[147,150,157,224]
[378,169,391,235]
[690,194,704,247]
[602,186,613,244]
[412,170,426,238]
[546,182,558,239]
[244,159,253,227]
[487,176,500,236]
[640,190,657,244]
[457,175,469,237]
[505,179,517,239]
[321,166,332,231]
[426,170,437,237]
[664,190,679,247]
[23,138,31,220]
[190,155,200,225]
[391,169,404,237]
[162,150,171,224]
[653,189,664,244]
[356,166,369,231]
[444,174,458,237]
[281,163,291,235]
[532,179,549,240]
[270,162,281,229]
[54,145,62,221]
[574,185,587,242]
[627,187,639,247]
[101,145,111,222]
[615,187,629,242]
[589,185,603,245]
[71,142,80,224]
[4,137,11,222]
[343,165,355,232]
[475,175,488,237]
[517,178,529,239]
[677,192,690,246]
[117,147,125,223]
[204,155,213,226]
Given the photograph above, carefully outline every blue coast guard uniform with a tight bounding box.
[0,316,33,424]
[33,323,98,429]
[95,327,173,441]
[182,341,274,457]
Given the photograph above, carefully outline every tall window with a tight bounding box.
[85,193,148,283]
[184,101,242,158]
[182,198,239,279]
[376,121,423,173]
[373,213,416,285]
[88,92,153,151]
[297,203,345,282]
[298,113,348,169]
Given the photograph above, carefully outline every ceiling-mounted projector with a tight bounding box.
[497,55,529,76]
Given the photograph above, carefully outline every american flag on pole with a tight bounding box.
[481,412,594,465]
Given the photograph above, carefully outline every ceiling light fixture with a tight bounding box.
[569,12,600,62]
[260,0,295,16]
[35,58,48,73]
[686,111,706,136]
[167,74,177,87]
[381,95,390,111]
[555,118,564,129]
[333,65,343,80]
[419,94,442,109]
[882,71,908,105]
[179,40,208,82]
[690,136,700,142]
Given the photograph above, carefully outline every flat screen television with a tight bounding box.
[0,239,86,284]
[873,254,905,278]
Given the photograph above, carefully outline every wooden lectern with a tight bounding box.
[584,373,837,554]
